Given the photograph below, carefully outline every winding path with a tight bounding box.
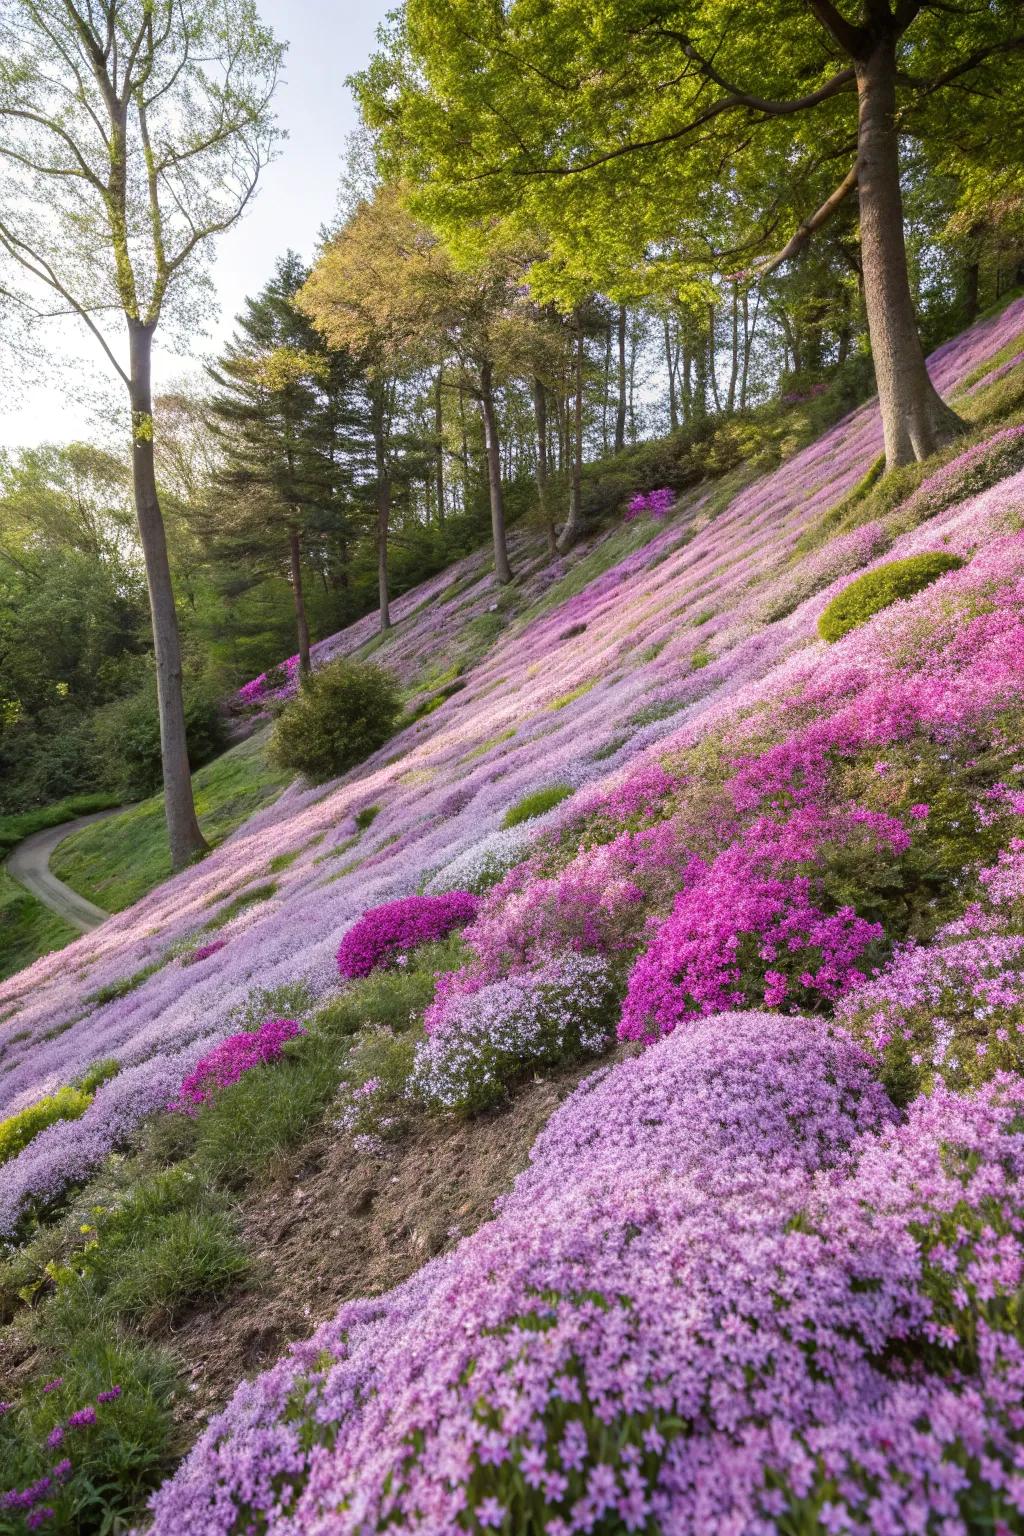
[5,809,120,932]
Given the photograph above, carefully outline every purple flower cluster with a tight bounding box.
[336,892,479,979]
[145,1015,1024,1536]
[1,1387,118,1524]
[167,1019,304,1115]
[625,486,675,521]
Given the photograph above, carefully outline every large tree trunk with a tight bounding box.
[372,413,391,632]
[533,376,557,557]
[856,33,962,467]
[127,321,208,871]
[557,319,586,554]
[288,526,311,676]
[479,358,513,584]
[615,304,627,452]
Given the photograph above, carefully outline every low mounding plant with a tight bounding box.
[818,551,964,642]
[336,892,479,980]
[502,783,574,828]
[410,954,614,1113]
[0,1085,92,1166]
[167,1018,304,1115]
[269,659,402,784]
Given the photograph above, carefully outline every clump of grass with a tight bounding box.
[548,680,597,711]
[87,961,162,1007]
[203,881,278,932]
[355,804,381,831]
[503,783,575,828]
[691,647,712,670]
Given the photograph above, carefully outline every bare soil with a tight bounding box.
[167,1049,625,1436]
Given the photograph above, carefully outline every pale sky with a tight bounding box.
[0,0,393,452]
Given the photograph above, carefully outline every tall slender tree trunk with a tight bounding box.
[127,321,208,871]
[665,316,679,431]
[288,526,311,676]
[725,285,741,412]
[533,376,557,557]
[557,319,586,554]
[855,32,962,467]
[372,411,391,632]
[707,304,722,413]
[479,357,513,584]
[615,305,627,453]
[602,321,612,452]
[434,366,446,524]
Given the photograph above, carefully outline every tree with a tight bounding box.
[299,186,524,596]
[0,0,281,867]
[208,253,360,676]
[358,0,1023,469]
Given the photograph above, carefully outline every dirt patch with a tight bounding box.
[168,1049,626,1437]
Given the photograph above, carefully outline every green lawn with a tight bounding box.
[51,730,291,913]
[0,867,79,982]
[0,793,121,860]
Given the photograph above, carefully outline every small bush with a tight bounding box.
[354,804,381,831]
[818,552,965,643]
[0,1085,92,1166]
[269,659,402,784]
[74,1059,120,1095]
[337,893,479,979]
[503,783,574,828]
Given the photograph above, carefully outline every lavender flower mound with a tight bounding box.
[411,954,614,1112]
[336,892,479,979]
[167,1018,304,1114]
[142,1015,1024,1536]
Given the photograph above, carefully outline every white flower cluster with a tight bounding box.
[410,954,614,1113]
[423,823,538,895]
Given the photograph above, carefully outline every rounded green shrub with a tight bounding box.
[818,552,965,643]
[269,659,402,784]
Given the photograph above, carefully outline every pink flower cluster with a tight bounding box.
[236,654,300,708]
[625,487,675,521]
[167,1018,304,1115]
[335,892,479,979]
[181,939,226,968]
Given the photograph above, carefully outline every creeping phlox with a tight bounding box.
[624,487,675,521]
[167,1019,304,1115]
[336,892,479,980]
[148,1015,1024,1536]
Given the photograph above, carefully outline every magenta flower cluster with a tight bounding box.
[236,654,300,707]
[335,891,479,979]
[624,486,675,521]
[167,1019,304,1115]
[1,1385,120,1524]
[181,939,226,968]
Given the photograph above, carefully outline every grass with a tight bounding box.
[0,792,121,860]
[51,730,291,913]
[503,783,575,828]
[0,867,79,983]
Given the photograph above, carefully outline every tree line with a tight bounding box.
[0,0,1021,868]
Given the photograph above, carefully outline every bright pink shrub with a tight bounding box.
[336,892,479,980]
[167,1018,304,1114]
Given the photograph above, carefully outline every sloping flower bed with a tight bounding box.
[145,1015,1024,1535]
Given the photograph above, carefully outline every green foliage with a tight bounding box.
[354,804,381,831]
[51,730,289,912]
[0,1085,92,1166]
[73,1059,120,1095]
[204,881,278,932]
[91,682,226,799]
[818,553,965,642]
[87,962,161,1007]
[269,659,402,784]
[503,783,575,828]
[0,867,78,983]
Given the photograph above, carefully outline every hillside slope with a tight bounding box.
[3,297,1024,1532]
